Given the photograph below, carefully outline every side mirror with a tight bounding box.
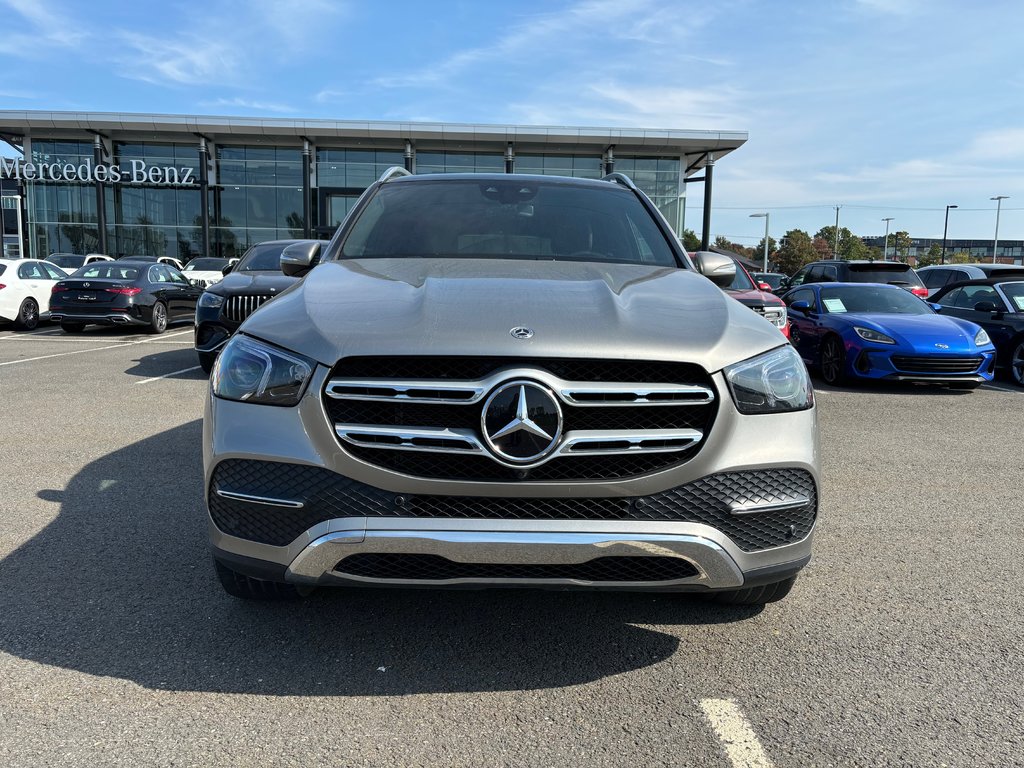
[221,263,234,276]
[928,302,943,312]
[973,301,1001,314]
[790,300,812,314]
[758,281,773,292]
[692,251,736,288]
[281,241,323,277]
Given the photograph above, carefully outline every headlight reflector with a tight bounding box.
[854,326,896,344]
[212,335,313,406]
[725,345,813,414]
[198,291,224,309]
[975,329,990,346]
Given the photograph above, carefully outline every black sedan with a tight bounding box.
[50,261,202,334]
[931,278,1024,387]
[195,239,328,372]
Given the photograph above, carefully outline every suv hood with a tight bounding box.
[242,258,787,372]
[210,270,297,296]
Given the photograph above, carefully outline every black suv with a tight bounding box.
[194,239,328,373]
[783,260,927,298]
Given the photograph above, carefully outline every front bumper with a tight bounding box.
[204,366,820,592]
[848,345,996,383]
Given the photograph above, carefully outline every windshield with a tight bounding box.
[727,264,756,291]
[236,243,287,272]
[72,264,141,280]
[184,258,228,272]
[1001,281,1024,312]
[339,180,678,267]
[48,254,85,269]
[756,273,784,290]
[819,285,931,315]
[847,264,925,287]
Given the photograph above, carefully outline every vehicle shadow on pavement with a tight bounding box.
[123,349,209,381]
[1,420,760,696]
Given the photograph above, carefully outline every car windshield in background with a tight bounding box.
[1000,281,1024,312]
[340,179,678,267]
[73,264,141,280]
[727,265,755,291]
[185,258,229,272]
[847,263,925,287]
[819,285,931,315]
[49,254,86,269]
[236,244,287,272]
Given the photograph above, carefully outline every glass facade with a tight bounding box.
[20,140,687,261]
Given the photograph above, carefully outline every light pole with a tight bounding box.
[991,196,1008,263]
[833,205,841,258]
[882,217,894,261]
[941,204,958,265]
[749,212,769,272]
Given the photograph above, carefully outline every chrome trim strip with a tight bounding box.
[325,367,715,407]
[729,496,810,515]
[335,424,703,465]
[215,488,305,509]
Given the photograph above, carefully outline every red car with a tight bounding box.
[722,260,790,338]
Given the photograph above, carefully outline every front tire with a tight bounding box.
[819,335,847,386]
[148,301,168,334]
[711,576,797,606]
[1010,339,1024,388]
[214,560,300,600]
[14,298,39,331]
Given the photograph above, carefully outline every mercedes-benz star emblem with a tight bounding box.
[481,380,562,465]
[509,327,534,339]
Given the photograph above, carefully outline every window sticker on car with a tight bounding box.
[822,298,847,313]
[1013,296,1024,311]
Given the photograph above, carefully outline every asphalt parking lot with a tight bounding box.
[0,324,1021,767]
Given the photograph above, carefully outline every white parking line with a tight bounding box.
[0,329,193,367]
[134,365,202,385]
[699,698,774,768]
[982,383,1020,393]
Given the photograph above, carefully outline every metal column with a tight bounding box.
[604,146,615,174]
[505,142,514,174]
[404,140,414,172]
[302,140,312,238]
[198,138,211,258]
[93,135,108,255]
[700,154,714,251]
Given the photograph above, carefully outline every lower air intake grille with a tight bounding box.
[890,355,982,373]
[208,459,816,551]
[333,553,698,582]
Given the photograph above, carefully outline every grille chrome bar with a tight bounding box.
[729,496,810,515]
[325,370,715,408]
[224,294,272,323]
[336,424,704,465]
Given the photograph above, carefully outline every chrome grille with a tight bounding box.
[223,294,273,323]
[324,356,718,481]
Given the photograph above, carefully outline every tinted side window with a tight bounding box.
[805,265,825,284]
[936,287,962,307]
[922,269,949,289]
[821,266,838,282]
[40,263,66,280]
[789,266,811,287]
[786,288,817,311]
[949,270,970,283]
[18,262,45,279]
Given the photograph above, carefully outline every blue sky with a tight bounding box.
[3,0,1023,244]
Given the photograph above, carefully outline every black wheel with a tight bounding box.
[1010,339,1024,388]
[13,298,39,331]
[148,301,168,334]
[198,349,217,374]
[60,321,85,334]
[214,560,301,600]
[819,335,847,386]
[710,576,797,606]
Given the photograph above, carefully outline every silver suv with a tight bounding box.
[205,170,819,605]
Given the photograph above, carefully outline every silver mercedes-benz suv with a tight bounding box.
[204,169,819,605]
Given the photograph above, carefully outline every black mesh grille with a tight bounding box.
[890,355,982,373]
[209,459,816,551]
[333,553,698,582]
[325,356,717,481]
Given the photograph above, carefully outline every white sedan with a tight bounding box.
[181,257,231,288]
[0,258,68,330]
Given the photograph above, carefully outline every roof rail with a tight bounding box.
[601,172,639,191]
[378,166,413,183]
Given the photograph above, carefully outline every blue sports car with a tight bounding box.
[781,282,996,388]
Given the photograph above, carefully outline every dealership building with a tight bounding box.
[0,110,745,262]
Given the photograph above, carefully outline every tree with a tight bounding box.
[888,230,912,260]
[811,236,832,260]
[773,229,817,275]
[917,243,944,267]
[814,225,869,260]
[751,236,779,269]
[680,228,701,252]
[948,251,972,264]
[713,235,753,257]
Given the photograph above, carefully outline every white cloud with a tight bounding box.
[0,0,87,56]
[117,31,239,86]
[201,98,297,114]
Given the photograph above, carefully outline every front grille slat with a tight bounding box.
[224,294,272,324]
[209,460,816,552]
[890,355,982,374]
[324,356,719,481]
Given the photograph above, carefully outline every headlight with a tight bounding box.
[725,345,813,415]
[762,306,788,329]
[854,326,896,344]
[198,292,224,309]
[975,329,990,346]
[211,335,314,406]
